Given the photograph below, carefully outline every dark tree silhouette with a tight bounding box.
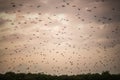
[0,71,120,80]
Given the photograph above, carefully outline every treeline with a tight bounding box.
[0,71,120,80]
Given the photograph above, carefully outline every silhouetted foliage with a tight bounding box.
[0,71,120,80]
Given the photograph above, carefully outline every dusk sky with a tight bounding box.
[0,0,120,75]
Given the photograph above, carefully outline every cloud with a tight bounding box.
[0,0,120,74]
[0,0,120,23]
[0,18,7,26]
[0,0,120,50]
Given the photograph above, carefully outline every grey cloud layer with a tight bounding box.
[0,0,120,47]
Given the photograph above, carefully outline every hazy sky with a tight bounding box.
[0,0,120,75]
